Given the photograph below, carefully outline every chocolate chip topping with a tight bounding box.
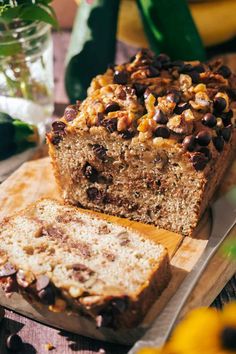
[120,130,135,139]
[166,92,180,104]
[51,135,62,146]
[213,136,224,152]
[52,121,66,134]
[190,152,208,171]
[154,126,170,139]
[36,275,50,292]
[133,83,147,97]
[153,109,168,124]
[220,126,232,142]
[196,130,211,146]
[197,147,212,161]
[100,118,117,133]
[0,263,16,277]
[104,102,120,114]
[38,286,55,305]
[182,135,196,152]
[202,113,217,128]
[83,162,99,182]
[217,65,231,78]
[213,97,227,113]
[113,70,128,84]
[221,110,233,126]
[188,70,200,83]
[64,104,79,122]
[148,65,160,77]
[174,102,190,114]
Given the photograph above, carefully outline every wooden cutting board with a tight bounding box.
[0,157,235,345]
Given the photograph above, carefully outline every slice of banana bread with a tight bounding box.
[0,199,170,328]
[48,50,236,236]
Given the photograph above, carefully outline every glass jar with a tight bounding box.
[0,21,53,128]
[0,21,53,180]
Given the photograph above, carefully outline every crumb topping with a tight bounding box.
[50,49,236,171]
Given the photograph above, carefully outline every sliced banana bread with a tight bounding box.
[0,199,171,328]
[48,49,236,236]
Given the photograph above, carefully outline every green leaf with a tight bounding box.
[0,6,21,23]
[0,41,22,56]
[20,4,58,28]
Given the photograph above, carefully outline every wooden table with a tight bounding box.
[0,32,235,354]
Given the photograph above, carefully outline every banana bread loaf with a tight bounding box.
[0,199,170,328]
[48,50,236,236]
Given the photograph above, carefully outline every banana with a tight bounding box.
[117,0,236,47]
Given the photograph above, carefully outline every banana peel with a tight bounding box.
[117,0,236,48]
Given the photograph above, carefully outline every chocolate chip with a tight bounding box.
[52,121,66,133]
[148,65,160,77]
[188,71,200,83]
[217,65,231,78]
[83,163,99,182]
[6,334,23,352]
[156,53,170,64]
[182,135,196,152]
[197,147,212,161]
[96,312,113,328]
[36,275,50,292]
[92,144,107,161]
[154,126,170,139]
[166,92,180,104]
[180,63,193,73]
[51,135,62,145]
[221,326,236,350]
[221,109,233,126]
[113,70,128,84]
[97,112,105,125]
[221,126,232,142]
[101,118,117,133]
[202,113,217,128]
[0,263,16,277]
[193,64,205,73]
[174,102,190,114]
[104,102,120,114]
[38,286,55,305]
[111,298,127,313]
[120,130,135,139]
[87,187,103,202]
[133,83,147,97]
[64,105,79,122]
[170,60,184,69]
[117,88,127,100]
[212,136,224,152]
[213,97,227,113]
[196,130,211,146]
[143,88,153,100]
[153,109,168,124]
[190,152,208,171]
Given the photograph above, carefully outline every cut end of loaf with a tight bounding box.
[0,198,171,328]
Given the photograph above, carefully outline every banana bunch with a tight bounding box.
[117,0,236,48]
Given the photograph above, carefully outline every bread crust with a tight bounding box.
[48,50,236,236]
